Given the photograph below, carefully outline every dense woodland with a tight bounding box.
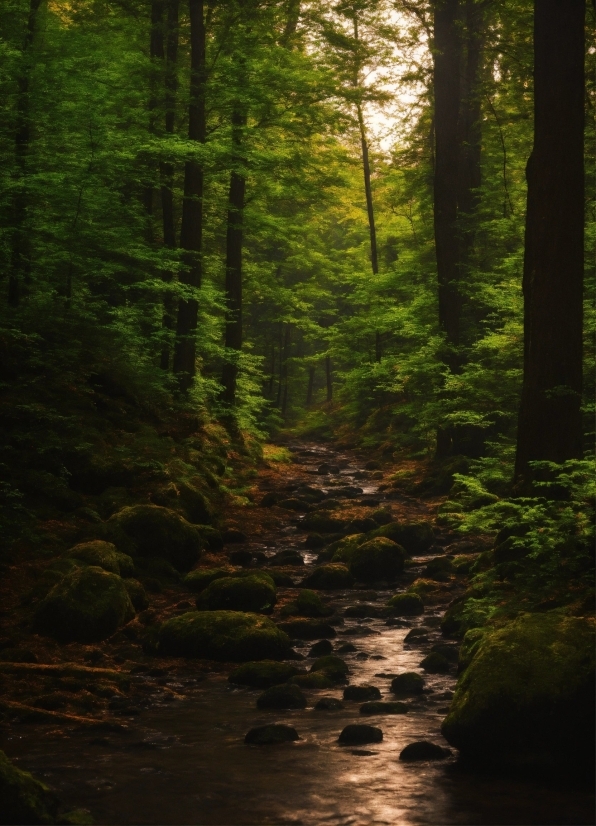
[0,0,594,823]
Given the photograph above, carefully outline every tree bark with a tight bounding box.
[8,0,42,307]
[514,0,584,481]
[173,0,206,390]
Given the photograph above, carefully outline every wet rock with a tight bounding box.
[245,724,299,745]
[386,593,424,616]
[317,463,340,475]
[336,642,357,653]
[310,655,349,683]
[360,701,408,715]
[423,556,455,582]
[260,492,279,507]
[277,619,336,640]
[290,672,335,689]
[158,610,290,661]
[108,504,203,572]
[228,661,301,689]
[430,643,459,663]
[399,741,451,761]
[441,613,596,775]
[0,749,59,825]
[338,724,383,746]
[123,578,149,611]
[264,569,294,587]
[304,534,326,549]
[184,567,235,593]
[309,639,333,657]
[223,528,247,544]
[350,537,406,583]
[257,683,307,710]
[404,627,431,644]
[295,485,326,503]
[369,521,434,555]
[328,534,365,565]
[315,697,344,711]
[301,564,354,590]
[333,486,363,499]
[390,672,425,696]
[365,460,381,470]
[34,566,135,643]
[302,514,347,534]
[420,652,451,673]
[269,549,305,567]
[197,574,276,613]
[344,604,384,619]
[277,498,311,513]
[294,589,333,617]
[340,626,379,637]
[343,685,381,702]
[229,550,253,567]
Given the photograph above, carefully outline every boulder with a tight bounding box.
[34,566,135,643]
[123,578,149,611]
[276,619,336,640]
[260,492,279,507]
[196,575,276,613]
[301,564,354,590]
[66,540,134,577]
[289,672,335,689]
[0,749,59,825]
[108,504,202,571]
[344,604,384,619]
[423,556,455,582]
[346,518,377,534]
[184,567,236,593]
[343,685,381,702]
[308,639,333,657]
[177,480,213,525]
[399,741,451,761]
[158,610,290,661]
[302,514,347,534]
[268,549,305,566]
[368,521,433,554]
[256,683,307,709]
[350,537,406,583]
[229,549,253,566]
[267,569,296,587]
[222,528,247,543]
[277,498,310,513]
[315,697,344,710]
[338,725,383,746]
[310,655,349,684]
[390,672,425,696]
[244,724,299,745]
[304,534,325,549]
[360,701,408,715]
[329,534,365,565]
[386,593,424,616]
[420,652,450,673]
[404,627,430,644]
[441,612,596,774]
[289,589,332,618]
[441,591,492,639]
[228,660,301,689]
[371,509,393,525]
[457,628,486,673]
[408,579,441,598]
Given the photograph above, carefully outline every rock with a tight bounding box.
[257,683,307,709]
[292,589,332,618]
[269,549,305,567]
[289,672,335,689]
[350,537,406,582]
[315,697,344,710]
[343,685,381,702]
[441,591,492,639]
[423,556,455,581]
[302,514,347,534]
[266,568,295,587]
[123,578,149,611]
[108,504,203,572]
[184,567,235,593]
[310,655,349,684]
[277,498,310,513]
[365,460,381,470]
[223,528,247,543]
[317,463,340,475]
[420,652,450,673]
[228,661,301,689]
[301,564,354,590]
[276,619,336,640]
[369,521,434,554]
[0,749,59,825]
[441,613,596,775]
[457,628,486,672]
[360,701,408,715]
[177,481,213,525]
[344,604,384,619]
[386,593,424,616]
[196,526,224,551]
[399,741,451,761]
[404,627,431,643]
[229,550,253,566]
[34,566,135,643]
[408,579,441,598]
[332,486,363,499]
[309,639,333,657]
[390,672,425,696]
[338,725,383,746]
[66,540,133,576]
[245,724,299,745]
[371,509,393,525]
[304,534,325,549]
[430,643,459,663]
[158,610,290,661]
[196,575,276,613]
[336,642,357,653]
[260,492,279,507]
[329,534,365,565]
[295,485,326,502]
[346,518,377,534]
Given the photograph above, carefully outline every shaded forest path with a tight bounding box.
[1,441,593,825]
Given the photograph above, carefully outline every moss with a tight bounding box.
[108,504,203,572]
[329,534,365,565]
[289,672,335,689]
[386,592,424,616]
[390,672,425,695]
[0,749,59,825]
[458,628,486,672]
[442,612,596,774]
[158,610,291,661]
[441,591,493,639]
[228,661,301,689]
[176,480,213,525]
[123,578,149,611]
[184,567,235,593]
[285,589,331,618]
[301,564,354,590]
[452,555,475,575]
[256,683,307,709]
[420,651,450,673]
[65,541,121,574]
[423,556,455,581]
[34,566,135,643]
[408,578,441,597]
[368,521,433,554]
[196,575,276,613]
[350,537,406,582]
[310,655,349,683]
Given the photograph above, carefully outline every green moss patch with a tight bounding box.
[196,575,276,613]
[350,537,406,582]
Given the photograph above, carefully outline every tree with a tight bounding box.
[514,0,585,481]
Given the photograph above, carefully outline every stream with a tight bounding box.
[1,442,594,825]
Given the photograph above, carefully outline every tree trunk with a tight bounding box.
[8,0,42,307]
[515,0,584,481]
[325,355,332,402]
[173,0,205,390]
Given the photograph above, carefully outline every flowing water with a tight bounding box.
[2,443,594,825]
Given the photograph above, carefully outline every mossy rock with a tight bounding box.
[441,592,493,639]
[442,613,596,774]
[276,618,336,640]
[368,521,433,554]
[329,534,365,565]
[423,556,455,582]
[195,525,224,551]
[65,541,120,574]
[302,513,347,534]
[34,566,135,643]
[256,683,307,709]
[350,537,406,583]
[184,567,236,593]
[229,661,301,689]
[458,628,486,672]
[338,724,382,746]
[301,564,354,590]
[343,684,381,702]
[408,579,441,597]
[196,575,276,614]
[266,569,295,587]
[108,504,203,572]
[386,593,424,616]
[123,578,149,611]
[420,651,450,673]
[284,589,332,618]
[390,672,425,695]
[177,480,213,525]
[0,749,59,825]
[158,610,290,661]
[452,555,475,575]
[310,655,349,683]
[289,672,335,689]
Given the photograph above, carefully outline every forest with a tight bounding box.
[0,0,594,824]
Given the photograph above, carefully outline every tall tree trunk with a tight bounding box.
[515,0,585,481]
[8,0,41,307]
[221,109,247,407]
[173,0,205,390]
